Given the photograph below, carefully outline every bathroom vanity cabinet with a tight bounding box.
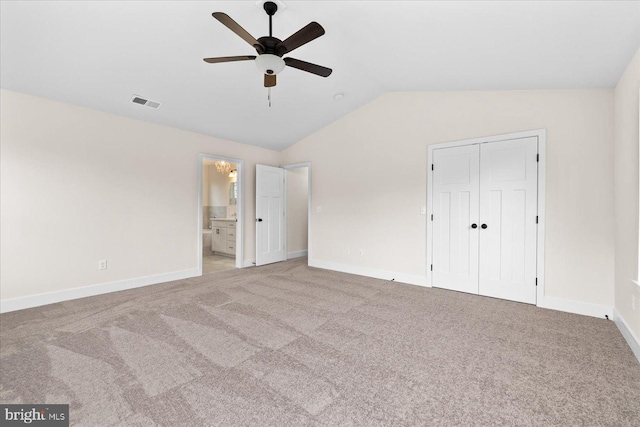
[211,219,236,256]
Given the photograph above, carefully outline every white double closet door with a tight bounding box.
[432,137,538,304]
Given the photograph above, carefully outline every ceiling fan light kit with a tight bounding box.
[255,54,285,75]
[203,1,332,92]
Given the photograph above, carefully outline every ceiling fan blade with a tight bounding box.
[203,55,256,64]
[284,58,332,77]
[276,22,325,55]
[264,74,277,87]
[212,12,263,50]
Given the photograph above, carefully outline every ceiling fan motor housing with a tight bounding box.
[255,34,286,75]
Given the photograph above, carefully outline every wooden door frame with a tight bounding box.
[197,153,245,273]
[426,129,546,306]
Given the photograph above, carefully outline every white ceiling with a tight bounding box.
[2,1,638,151]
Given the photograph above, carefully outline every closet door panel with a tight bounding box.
[432,145,480,294]
[478,137,538,304]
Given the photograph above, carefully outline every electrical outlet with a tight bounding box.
[420,206,427,215]
[359,249,364,257]
[346,247,350,255]
[316,206,322,213]
[98,259,107,270]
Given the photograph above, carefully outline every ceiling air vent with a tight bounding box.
[130,95,162,109]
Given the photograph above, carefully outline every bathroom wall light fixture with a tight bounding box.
[215,161,232,174]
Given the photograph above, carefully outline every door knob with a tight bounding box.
[471,224,478,229]
[257,218,263,222]
[481,224,488,229]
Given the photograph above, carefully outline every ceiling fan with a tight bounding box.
[203,1,332,88]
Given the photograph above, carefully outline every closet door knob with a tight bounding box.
[481,224,488,229]
[471,224,478,229]
[256,218,263,222]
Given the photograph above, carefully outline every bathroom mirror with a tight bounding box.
[229,182,238,206]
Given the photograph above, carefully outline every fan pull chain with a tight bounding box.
[268,87,272,107]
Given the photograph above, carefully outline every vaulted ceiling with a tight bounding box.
[2,1,638,151]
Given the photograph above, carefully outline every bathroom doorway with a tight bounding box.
[198,154,244,274]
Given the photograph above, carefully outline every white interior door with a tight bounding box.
[478,137,538,304]
[432,144,480,294]
[256,164,286,266]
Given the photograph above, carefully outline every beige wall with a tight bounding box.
[614,48,640,339]
[286,167,309,254]
[0,87,623,314]
[0,89,279,300]
[281,89,615,307]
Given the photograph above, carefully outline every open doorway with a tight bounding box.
[198,154,244,274]
[283,163,311,262]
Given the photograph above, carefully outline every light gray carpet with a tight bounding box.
[1,258,639,426]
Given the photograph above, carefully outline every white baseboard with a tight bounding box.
[309,260,613,320]
[287,250,308,259]
[308,259,428,287]
[0,268,200,313]
[537,295,612,319]
[613,308,640,364]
